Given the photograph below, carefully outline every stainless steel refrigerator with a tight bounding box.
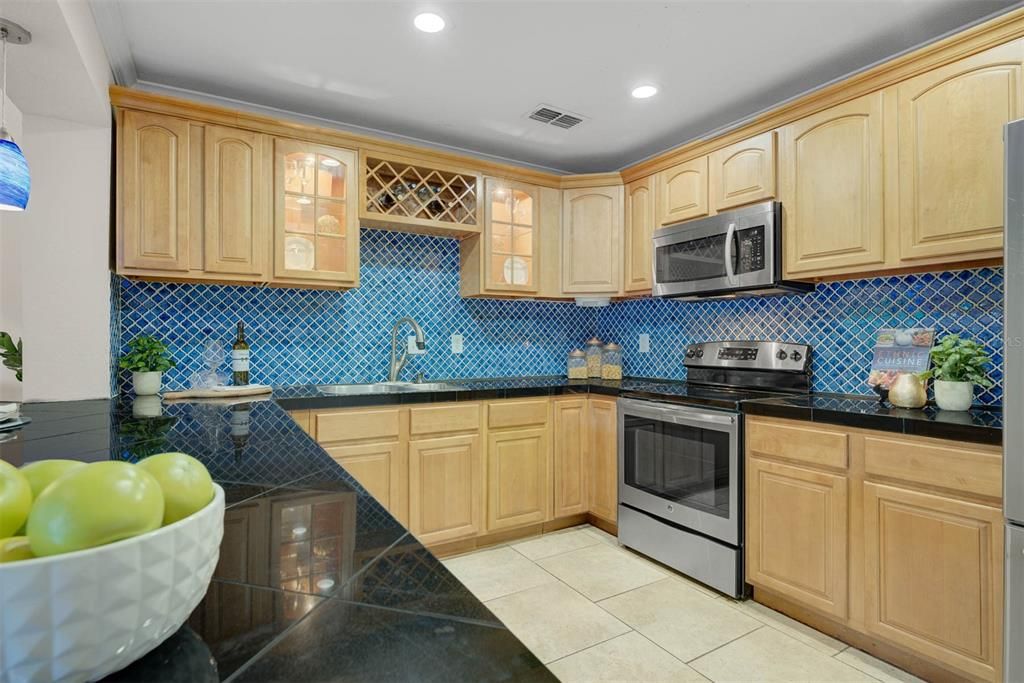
[1004,118,1024,683]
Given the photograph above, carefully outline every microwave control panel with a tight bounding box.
[735,226,765,274]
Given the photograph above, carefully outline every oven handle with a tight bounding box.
[618,399,736,427]
[724,222,737,283]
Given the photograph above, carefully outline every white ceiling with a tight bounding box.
[96,0,1019,173]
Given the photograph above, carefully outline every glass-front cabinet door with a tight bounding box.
[274,139,359,285]
[484,178,539,292]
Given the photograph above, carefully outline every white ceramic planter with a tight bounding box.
[132,371,162,396]
[0,485,224,683]
[934,379,974,411]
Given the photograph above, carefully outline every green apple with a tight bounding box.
[136,452,214,525]
[27,461,164,557]
[19,459,86,498]
[0,460,32,538]
[0,535,34,562]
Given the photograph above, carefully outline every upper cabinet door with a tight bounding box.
[273,139,359,285]
[120,110,191,272]
[483,178,540,293]
[709,131,777,211]
[204,125,269,277]
[624,176,655,292]
[897,39,1024,263]
[561,186,624,294]
[780,93,886,278]
[657,156,708,225]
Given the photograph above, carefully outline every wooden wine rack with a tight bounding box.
[360,153,481,236]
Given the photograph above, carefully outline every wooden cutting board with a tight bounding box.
[162,385,272,400]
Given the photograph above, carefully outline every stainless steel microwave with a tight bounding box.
[651,201,814,300]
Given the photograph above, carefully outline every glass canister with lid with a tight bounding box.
[584,337,604,378]
[601,342,623,380]
[567,349,587,379]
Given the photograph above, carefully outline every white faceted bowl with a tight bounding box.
[0,484,225,683]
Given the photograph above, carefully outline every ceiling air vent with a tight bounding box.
[527,105,586,130]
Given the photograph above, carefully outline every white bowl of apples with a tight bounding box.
[0,454,224,683]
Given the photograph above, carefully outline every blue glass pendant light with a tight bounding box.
[0,20,31,212]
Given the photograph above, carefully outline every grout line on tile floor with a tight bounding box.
[540,628,638,667]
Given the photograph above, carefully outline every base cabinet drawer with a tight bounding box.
[863,482,1003,682]
[746,457,849,620]
[408,434,483,545]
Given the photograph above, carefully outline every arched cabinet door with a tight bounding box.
[779,92,886,279]
[710,131,776,211]
[897,39,1024,263]
[624,176,655,292]
[204,125,269,277]
[120,110,191,272]
[273,139,359,286]
[658,156,708,225]
[561,185,623,294]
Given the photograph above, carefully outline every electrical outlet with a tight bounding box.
[639,333,650,353]
[407,335,426,355]
[451,334,464,354]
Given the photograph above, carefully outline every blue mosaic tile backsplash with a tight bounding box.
[112,228,1004,405]
[114,230,598,393]
[597,267,1004,405]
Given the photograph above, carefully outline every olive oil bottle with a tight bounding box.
[232,321,250,385]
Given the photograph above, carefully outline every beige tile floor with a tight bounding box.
[442,525,925,683]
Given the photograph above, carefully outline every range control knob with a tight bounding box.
[686,348,696,359]
[776,349,789,361]
[696,348,704,359]
[790,350,803,362]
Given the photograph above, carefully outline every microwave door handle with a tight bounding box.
[724,222,737,283]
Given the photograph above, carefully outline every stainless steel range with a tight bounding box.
[617,340,812,598]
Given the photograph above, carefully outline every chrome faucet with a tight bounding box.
[388,316,426,382]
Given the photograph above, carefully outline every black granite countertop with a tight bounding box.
[275,376,1002,445]
[0,399,554,682]
[741,393,1002,446]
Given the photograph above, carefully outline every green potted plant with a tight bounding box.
[119,335,175,396]
[921,334,993,411]
[0,331,22,382]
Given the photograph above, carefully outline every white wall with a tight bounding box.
[0,0,113,402]
[0,95,24,402]
[14,115,110,401]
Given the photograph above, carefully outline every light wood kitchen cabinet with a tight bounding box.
[408,433,483,545]
[273,138,359,286]
[746,416,1004,683]
[863,482,1003,682]
[746,456,849,620]
[552,398,588,518]
[460,178,555,297]
[203,125,270,278]
[119,110,192,273]
[895,39,1024,265]
[561,186,624,294]
[324,441,405,523]
[657,156,709,225]
[486,427,550,531]
[623,176,656,293]
[587,397,618,524]
[779,92,888,278]
[709,131,776,211]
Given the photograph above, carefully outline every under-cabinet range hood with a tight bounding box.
[651,201,815,300]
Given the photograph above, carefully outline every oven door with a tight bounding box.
[652,201,778,298]
[617,398,740,545]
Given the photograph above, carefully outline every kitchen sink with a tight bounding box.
[317,381,462,395]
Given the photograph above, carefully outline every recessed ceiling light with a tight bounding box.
[321,158,341,167]
[414,12,445,33]
[631,85,658,99]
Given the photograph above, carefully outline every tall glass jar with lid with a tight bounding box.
[584,337,604,378]
[601,342,623,380]
[567,350,587,379]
